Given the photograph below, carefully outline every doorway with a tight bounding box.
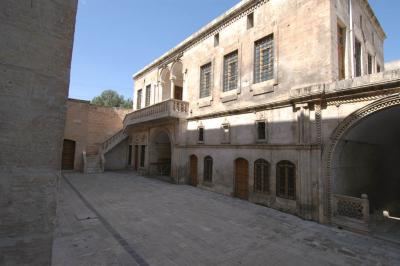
[61,139,75,170]
[234,158,249,200]
[189,155,198,186]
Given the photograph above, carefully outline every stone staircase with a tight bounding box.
[83,130,128,174]
[83,145,103,174]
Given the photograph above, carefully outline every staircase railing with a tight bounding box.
[102,129,128,155]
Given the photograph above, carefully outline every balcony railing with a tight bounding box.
[123,99,189,128]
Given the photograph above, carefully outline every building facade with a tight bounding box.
[120,0,399,235]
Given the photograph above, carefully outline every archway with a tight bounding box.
[61,139,75,170]
[189,155,198,186]
[327,95,400,241]
[170,61,183,100]
[160,68,171,101]
[149,131,171,177]
[235,158,249,200]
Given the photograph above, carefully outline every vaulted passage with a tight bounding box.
[331,105,400,241]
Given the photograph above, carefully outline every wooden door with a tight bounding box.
[174,86,183,100]
[189,155,198,186]
[134,145,139,170]
[61,139,75,170]
[235,158,249,200]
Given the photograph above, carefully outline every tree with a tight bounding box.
[91,90,132,108]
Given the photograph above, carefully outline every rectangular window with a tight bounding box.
[223,51,238,92]
[214,33,219,47]
[200,63,212,98]
[337,25,346,80]
[254,35,274,83]
[221,124,230,144]
[136,89,142,109]
[377,64,381,73]
[257,121,266,141]
[367,54,373,75]
[198,127,204,143]
[145,85,151,107]
[247,13,254,29]
[354,39,362,77]
[140,145,145,167]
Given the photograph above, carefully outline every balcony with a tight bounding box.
[123,99,189,128]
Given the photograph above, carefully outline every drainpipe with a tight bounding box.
[349,0,355,78]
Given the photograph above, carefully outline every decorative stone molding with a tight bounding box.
[322,94,400,223]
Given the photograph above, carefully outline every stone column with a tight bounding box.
[0,1,77,265]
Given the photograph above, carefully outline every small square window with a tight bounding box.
[247,13,254,29]
[214,33,219,47]
[198,127,204,143]
[256,121,267,141]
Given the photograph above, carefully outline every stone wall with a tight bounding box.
[64,99,130,171]
[0,0,77,265]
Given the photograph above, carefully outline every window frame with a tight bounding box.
[199,62,212,99]
[203,156,213,183]
[354,38,362,77]
[145,84,151,107]
[136,89,142,110]
[223,50,239,92]
[276,161,296,200]
[198,126,205,144]
[254,159,270,193]
[221,123,230,144]
[254,34,274,84]
[255,120,267,142]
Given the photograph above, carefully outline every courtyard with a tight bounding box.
[53,172,400,266]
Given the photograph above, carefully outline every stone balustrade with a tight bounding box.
[101,129,128,154]
[332,194,370,222]
[123,99,189,128]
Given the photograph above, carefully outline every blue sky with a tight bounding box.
[69,0,400,100]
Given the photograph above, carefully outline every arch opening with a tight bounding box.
[160,68,171,101]
[331,105,400,240]
[170,61,183,100]
[149,131,171,177]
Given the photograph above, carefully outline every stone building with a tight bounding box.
[62,99,130,173]
[0,1,77,265]
[109,0,400,237]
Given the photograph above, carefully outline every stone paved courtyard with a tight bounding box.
[52,172,400,266]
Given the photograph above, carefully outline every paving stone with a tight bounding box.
[52,171,400,266]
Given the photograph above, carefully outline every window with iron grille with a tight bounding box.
[200,63,212,98]
[276,161,296,200]
[256,121,266,141]
[136,89,142,110]
[354,39,362,77]
[367,54,373,75]
[140,145,146,167]
[203,156,213,182]
[254,159,270,193]
[145,85,151,107]
[223,51,238,92]
[254,35,274,83]
[198,127,204,143]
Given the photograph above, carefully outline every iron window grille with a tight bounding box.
[256,121,267,141]
[254,35,274,83]
[198,127,204,143]
[254,159,270,193]
[223,51,239,92]
[200,63,212,98]
[354,39,362,77]
[276,161,296,200]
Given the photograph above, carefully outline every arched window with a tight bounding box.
[276,161,296,200]
[203,156,213,182]
[254,159,270,193]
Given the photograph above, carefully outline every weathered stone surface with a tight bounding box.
[53,172,400,266]
[0,1,77,265]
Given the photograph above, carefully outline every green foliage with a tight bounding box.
[91,90,132,108]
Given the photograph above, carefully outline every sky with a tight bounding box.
[68,0,400,101]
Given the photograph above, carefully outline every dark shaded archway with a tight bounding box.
[149,131,171,176]
[329,99,400,241]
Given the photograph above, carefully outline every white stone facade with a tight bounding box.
[124,0,400,232]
